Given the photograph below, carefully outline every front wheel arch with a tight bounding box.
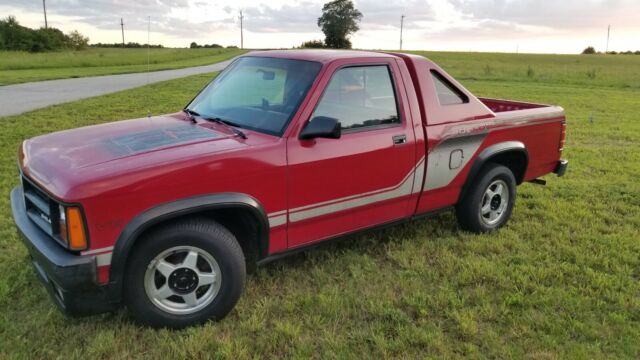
[109,193,269,301]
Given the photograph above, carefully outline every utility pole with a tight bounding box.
[42,0,48,29]
[399,14,405,50]
[605,25,610,54]
[121,18,125,47]
[239,10,244,49]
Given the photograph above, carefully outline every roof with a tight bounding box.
[244,49,400,63]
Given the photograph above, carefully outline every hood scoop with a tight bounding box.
[103,125,220,157]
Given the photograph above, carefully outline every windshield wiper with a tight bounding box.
[182,108,199,123]
[203,116,247,139]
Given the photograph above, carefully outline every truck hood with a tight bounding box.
[21,114,247,196]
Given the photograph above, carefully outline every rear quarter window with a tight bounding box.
[431,70,469,106]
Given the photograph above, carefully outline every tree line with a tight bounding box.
[190,42,238,49]
[0,16,88,52]
[582,46,640,55]
[91,42,164,48]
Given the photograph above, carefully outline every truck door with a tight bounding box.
[286,59,421,248]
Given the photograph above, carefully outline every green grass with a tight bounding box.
[0,52,639,358]
[0,48,245,85]
[407,51,640,90]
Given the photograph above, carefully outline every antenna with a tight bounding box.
[120,18,125,47]
[146,16,151,118]
[400,15,405,50]
[239,10,244,49]
[42,0,48,28]
[605,25,610,54]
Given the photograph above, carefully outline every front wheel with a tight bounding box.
[456,163,516,233]
[125,218,246,328]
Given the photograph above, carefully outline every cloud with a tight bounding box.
[242,1,321,33]
[1,0,638,51]
[448,0,638,29]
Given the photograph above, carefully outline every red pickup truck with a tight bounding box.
[11,50,567,328]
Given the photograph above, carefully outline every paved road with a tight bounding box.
[0,59,234,117]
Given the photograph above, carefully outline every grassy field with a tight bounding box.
[0,47,245,85]
[0,52,639,358]
[408,51,640,90]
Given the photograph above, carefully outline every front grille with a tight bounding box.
[22,176,61,239]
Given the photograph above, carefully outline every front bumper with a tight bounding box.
[554,159,569,177]
[11,186,119,316]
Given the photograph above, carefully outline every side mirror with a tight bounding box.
[299,116,341,140]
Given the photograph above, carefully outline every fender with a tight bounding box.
[108,192,269,293]
[459,141,528,201]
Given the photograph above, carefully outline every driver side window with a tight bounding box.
[312,65,400,131]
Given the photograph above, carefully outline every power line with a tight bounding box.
[239,10,244,49]
[400,15,405,50]
[121,18,125,47]
[606,25,610,54]
[42,0,48,29]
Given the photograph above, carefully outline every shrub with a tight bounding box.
[300,40,325,48]
[526,66,535,78]
[582,46,596,54]
[0,15,90,52]
[67,30,89,50]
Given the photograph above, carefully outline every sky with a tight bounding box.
[0,0,638,54]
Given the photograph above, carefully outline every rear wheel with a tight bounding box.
[456,163,516,233]
[125,218,245,328]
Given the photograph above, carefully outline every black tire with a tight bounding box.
[455,163,516,233]
[124,218,246,329]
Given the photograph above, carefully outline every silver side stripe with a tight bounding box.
[288,175,415,222]
[266,157,425,224]
[96,252,112,267]
[268,214,287,227]
[81,246,114,256]
[425,134,486,191]
[411,156,426,194]
[81,246,113,267]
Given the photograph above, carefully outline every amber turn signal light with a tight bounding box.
[66,207,87,250]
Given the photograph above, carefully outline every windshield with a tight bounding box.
[188,56,322,136]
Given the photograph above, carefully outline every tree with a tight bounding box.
[582,46,596,54]
[190,42,199,48]
[317,0,362,49]
[67,30,89,50]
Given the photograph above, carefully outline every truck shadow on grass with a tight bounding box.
[257,211,460,273]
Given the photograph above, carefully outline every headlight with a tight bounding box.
[58,204,87,250]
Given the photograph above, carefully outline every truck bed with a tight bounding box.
[479,98,549,113]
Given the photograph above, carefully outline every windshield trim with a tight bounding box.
[185,56,323,138]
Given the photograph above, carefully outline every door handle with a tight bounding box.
[392,134,407,145]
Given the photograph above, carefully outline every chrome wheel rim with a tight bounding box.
[144,245,221,315]
[480,179,509,226]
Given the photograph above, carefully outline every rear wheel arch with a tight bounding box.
[109,193,269,298]
[459,141,528,202]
